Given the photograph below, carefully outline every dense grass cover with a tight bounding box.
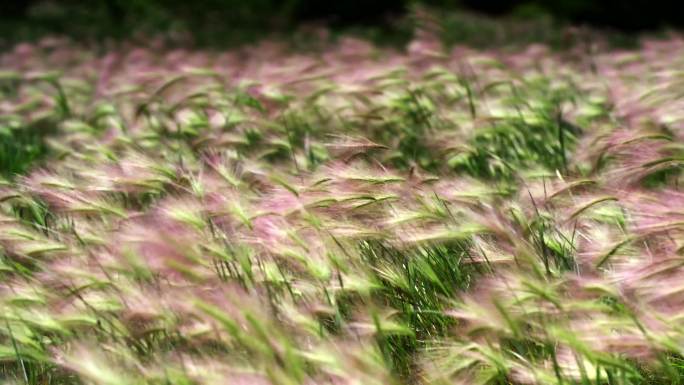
[2,29,684,385]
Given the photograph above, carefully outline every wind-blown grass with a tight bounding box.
[2,25,684,385]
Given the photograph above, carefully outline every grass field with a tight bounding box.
[2,21,684,385]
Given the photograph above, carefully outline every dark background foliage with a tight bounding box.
[1,0,682,47]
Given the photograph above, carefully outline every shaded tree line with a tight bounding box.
[1,0,682,45]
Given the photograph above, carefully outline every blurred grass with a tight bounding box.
[0,1,644,51]
[3,4,684,385]
[0,120,50,180]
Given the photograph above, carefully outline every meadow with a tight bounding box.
[2,18,684,385]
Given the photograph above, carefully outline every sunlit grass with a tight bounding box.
[2,21,684,385]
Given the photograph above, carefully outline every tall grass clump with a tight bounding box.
[3,16,684,385]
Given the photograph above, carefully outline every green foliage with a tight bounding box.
[0,120,48,179]
[3,16,684,385]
